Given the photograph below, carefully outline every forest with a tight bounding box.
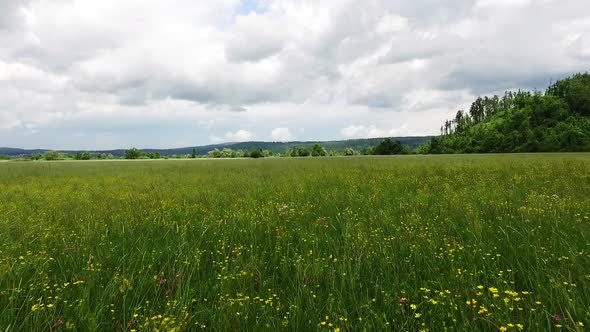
[421,73,590,153]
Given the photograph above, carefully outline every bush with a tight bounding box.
[298,147,310,157]
[43,151,63,161]
[124,148,142,159]
[249,149,263,158]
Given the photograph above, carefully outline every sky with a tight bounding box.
[0,0,589,149]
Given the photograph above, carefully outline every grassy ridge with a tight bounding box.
[0,155,589,331]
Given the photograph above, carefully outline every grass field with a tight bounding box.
[0,154,589,331]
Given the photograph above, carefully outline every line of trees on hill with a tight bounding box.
[421,73,590,153]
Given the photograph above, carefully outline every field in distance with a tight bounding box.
[0,154,589,331]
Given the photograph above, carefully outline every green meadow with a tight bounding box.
[0,154,589,331]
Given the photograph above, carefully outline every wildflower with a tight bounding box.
[334,328,341,332]
[31,304,42,312]
[158,278,166,286]
[414,313,422,318]
[477,285,484,290]
[516,324,524,330]
[399,297,408,304]
[551,194,559,200]
[165,289,172,297]
[578,322,584,327]
[552,314,562,322]
[500,327,507,332]
[410,304,417,310]
[489,287,498,294]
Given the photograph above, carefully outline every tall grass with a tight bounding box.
[0,154,589,331]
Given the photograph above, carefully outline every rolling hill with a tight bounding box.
[0,136,432,157]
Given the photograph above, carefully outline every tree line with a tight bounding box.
[3,138,417,161]
[421,73,590,153]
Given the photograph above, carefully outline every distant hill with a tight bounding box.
[422,73,590,153]
[0,136,432,157]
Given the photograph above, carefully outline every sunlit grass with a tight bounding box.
[0,154,589,331]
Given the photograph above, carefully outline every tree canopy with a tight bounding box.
[422,73,590,153]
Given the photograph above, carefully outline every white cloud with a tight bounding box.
[210,129,255,143]
[270,127,292,141]
[0,0,588,149]
[340,124,418,139]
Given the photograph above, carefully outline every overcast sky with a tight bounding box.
[1,0,589,149]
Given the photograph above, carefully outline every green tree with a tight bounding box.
[124,148,142,159]
[311,144,327,157]
[191,148,197,158]
[249,148,263,158]
[344,148,356,156]
[297,146,310,157]
[372,139,403,155]
[207,148,221,158]
[43,151,63,161]
[75,152,92,160]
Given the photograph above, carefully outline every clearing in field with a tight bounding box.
[0,154,589,331]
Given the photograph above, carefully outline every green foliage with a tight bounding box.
[311,144,327,157]
[297,146,310,157]
[191,147,197,159]
[344,147,357,156]
[43,150,63,161]
[372,138,403,155]
[75,152,92,160]
[249,148,263,158]
[146,152,161,159]
[0,155,588,330]
[547,72,590,116]
[426,74,590,153]
[124,148,142,159]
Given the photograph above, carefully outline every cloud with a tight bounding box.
[210,129,255,143]
[340,124,418,139]
[270,127,292,141]
[0,0,589,149]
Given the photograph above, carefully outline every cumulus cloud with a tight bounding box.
[270,127,292,141]
[210,129,255,143]
[0,0,588,149]
[340,124,418,139]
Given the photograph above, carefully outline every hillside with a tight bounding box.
[422,73,590,153]
[0,136,431,157]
